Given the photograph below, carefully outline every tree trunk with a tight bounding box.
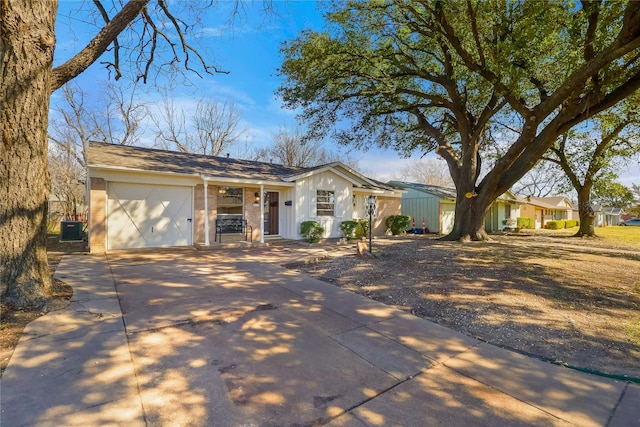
[574,186,596,237]
[442,194,491,241]
[1,0,57,307]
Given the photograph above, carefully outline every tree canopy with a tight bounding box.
[278,0,640,240]
[544,94,640,235]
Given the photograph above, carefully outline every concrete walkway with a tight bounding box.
[1,247,637,426]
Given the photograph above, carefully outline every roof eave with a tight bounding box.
[88,164,294,186]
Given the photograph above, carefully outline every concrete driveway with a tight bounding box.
[1,246,637,426]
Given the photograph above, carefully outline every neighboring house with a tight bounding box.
[594,206,624,227]
[387,181,521,234]
[86,142,403,252]
[519,196,576,229]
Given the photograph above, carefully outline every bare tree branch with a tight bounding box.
[52,0,149,91]
[92,0,123,80]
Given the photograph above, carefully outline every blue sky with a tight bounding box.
[51,0,414,181]
[51,1,639,187]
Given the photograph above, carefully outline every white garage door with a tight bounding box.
[107,183,193,250]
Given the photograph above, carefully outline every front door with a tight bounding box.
[264,192,279,235]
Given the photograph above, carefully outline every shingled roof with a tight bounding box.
[389,181,522,202]
[87,141,400,192]
[88,141,317,181]
[388,181,457,199]
[524,196,575,210]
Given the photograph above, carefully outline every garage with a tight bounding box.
[107,183,193,250]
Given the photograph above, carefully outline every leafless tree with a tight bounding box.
[49,81,148,168]
[393,158,454,187]
[194,99,248,156]
[154,97,248,156]
[252,126,359,168]
[153,96,190,152]
[48,147,86,224]
[512,161,568,197]
[257,127,320,167]
[94,82,149,147]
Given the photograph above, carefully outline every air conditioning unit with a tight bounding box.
[60,221,83,241]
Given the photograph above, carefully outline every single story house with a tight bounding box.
[86,142,404,252]
[519,196,576,229]
[594,206,624,227]
[387,181,521,234]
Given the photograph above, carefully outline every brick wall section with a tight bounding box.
[243,187,262,241]
[194,184,204,243]
[194,184,218,244]
[89,177,106,253]
[374,196,402,235]
[195,185,261,244]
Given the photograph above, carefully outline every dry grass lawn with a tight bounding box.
[291,228,640,381]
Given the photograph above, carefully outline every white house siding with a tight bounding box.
[484,201,519,232]
[275,187,296,239]
[295,171,353,238]
[352,192,366,219]
[441,202,455,234]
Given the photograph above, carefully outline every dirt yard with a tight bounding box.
[289,234,640,381]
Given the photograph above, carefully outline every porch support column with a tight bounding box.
[203,179,210,246]
[260,183,264,243]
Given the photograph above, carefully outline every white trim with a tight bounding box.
[90,164,198,179]
[89,165,296,188]
[283,162,386,190]
[330,163,387,188]
[284,165,363,186]
[201,177,295,187]
[354,189,404,198]
[260,183,264,243]
[203,179,210,246]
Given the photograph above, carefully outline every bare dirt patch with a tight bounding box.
[0,235,83,376]
[289,235,640,380]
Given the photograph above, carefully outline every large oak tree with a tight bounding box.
[278,0,640,241]
[0,0,236,307]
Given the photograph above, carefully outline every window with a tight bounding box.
[316,190,335,216]
[217,186,243,215]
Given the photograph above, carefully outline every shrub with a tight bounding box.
[517,217,533,229]
[300,221,324,243]
[385,215,412,235]
[545,220,567,230]
[565,220,579,228]
[339,220,359,240]
[355,218,369,239]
